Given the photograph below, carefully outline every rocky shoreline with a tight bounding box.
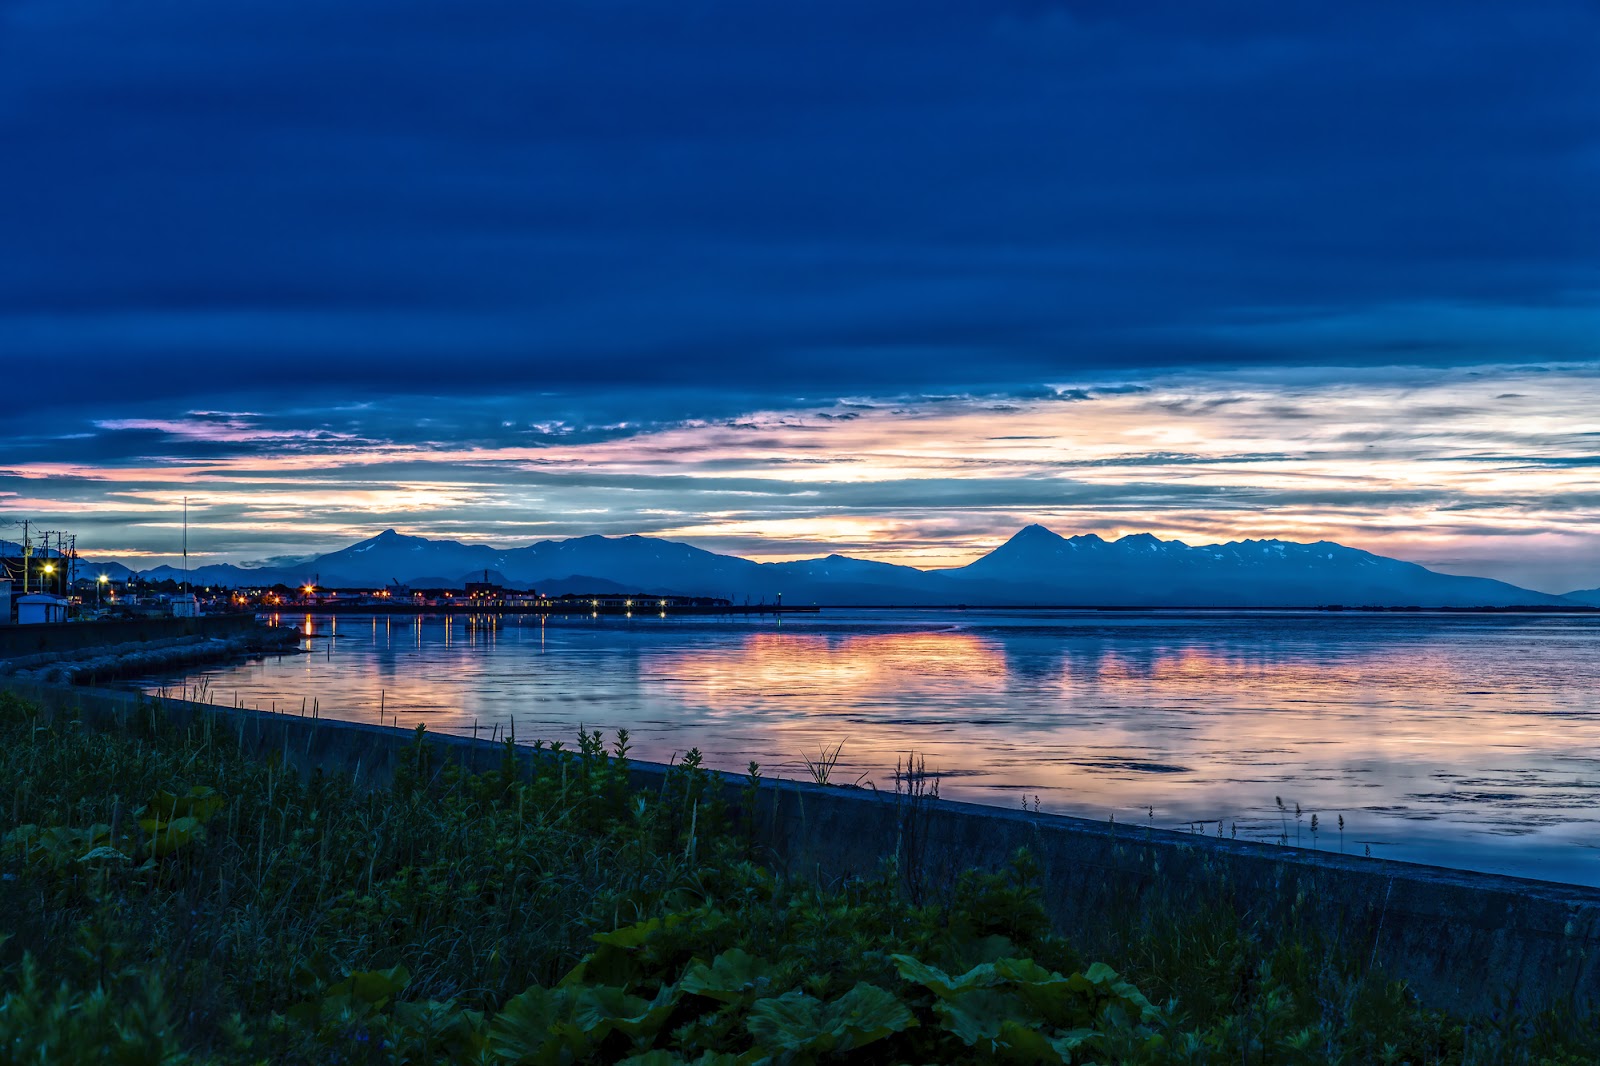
[0,625,301,685]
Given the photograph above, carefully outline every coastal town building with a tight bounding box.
[463,580,507,601]
[17,593,69,624]
[557,593,732,609]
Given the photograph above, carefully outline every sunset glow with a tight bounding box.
[6,366,1598,591]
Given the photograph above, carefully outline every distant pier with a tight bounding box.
[263,603,819,617]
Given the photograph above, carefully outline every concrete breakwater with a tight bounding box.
[5,678,1597,1018]
[0,619,299,685]
[0,613,268,659]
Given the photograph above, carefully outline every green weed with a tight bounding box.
[0,690,1595,1064]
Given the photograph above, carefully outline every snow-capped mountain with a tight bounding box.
[97,524,1589,607]
[929,524,1566,607]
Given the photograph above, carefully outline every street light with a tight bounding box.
[97,574,108,606]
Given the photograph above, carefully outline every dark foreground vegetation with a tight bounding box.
[0,691,1594,1064]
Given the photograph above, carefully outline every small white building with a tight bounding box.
[17,593,68,625]
[0,582,11,624]
[171,593,201,618]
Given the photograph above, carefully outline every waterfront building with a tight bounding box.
[557,593,732,609]
[464,580,507,602]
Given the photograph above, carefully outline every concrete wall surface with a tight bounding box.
[5,679,1596,1017]
[0,613,262,659]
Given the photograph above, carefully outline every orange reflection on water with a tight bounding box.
[642,629,1011,784]
[650,629,1008,706]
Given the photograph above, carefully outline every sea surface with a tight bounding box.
[140,609,1600,886]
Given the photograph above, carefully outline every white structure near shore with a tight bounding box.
[17,593,68,625]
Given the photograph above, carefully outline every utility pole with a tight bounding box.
[40,530,64,596]
[20,520,29,595]
[182,496,189,595]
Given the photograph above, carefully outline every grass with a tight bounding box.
[0,689,1597,1063]
[799,739,869,789]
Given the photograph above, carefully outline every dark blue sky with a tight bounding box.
[2,1,1598,587]
[4,1,1596,408]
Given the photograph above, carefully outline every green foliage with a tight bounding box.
[746,982,915,1053]
[0,955,196,1065]
[0,688,1597,1064]
[890,953,1157,1061]
[680,948,777,1003]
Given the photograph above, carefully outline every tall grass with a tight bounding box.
[0,692,716,1060]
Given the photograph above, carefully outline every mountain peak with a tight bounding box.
[350,528,406,545]
[1007,523,1064,544]
[958,524,1073,574]
[1119,532,1178,550]
[343,528,414,554]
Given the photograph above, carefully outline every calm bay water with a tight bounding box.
[142,609,1600,885]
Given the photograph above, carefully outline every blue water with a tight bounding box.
[143,609,1600,885]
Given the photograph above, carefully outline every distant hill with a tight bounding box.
[2,541,136,582]
[82,560,138,582]
[1563,587,1600,607]
[104,525,1589,608]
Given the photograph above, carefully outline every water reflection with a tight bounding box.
[141,610,1600,885]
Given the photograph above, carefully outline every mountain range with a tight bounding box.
[54,526,1600,608]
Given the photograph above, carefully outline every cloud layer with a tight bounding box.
[1,3,1597,589]
[6,365,1600,592]
[3,2,1597,401]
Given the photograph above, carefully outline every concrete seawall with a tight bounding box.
[0,615,297,685]
[6,678,1596,1017]
[0,614,264,659]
